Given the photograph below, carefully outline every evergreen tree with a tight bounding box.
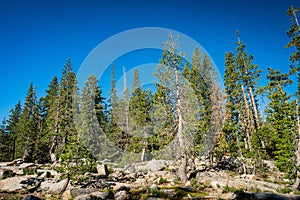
[154,35,199,182]
[264,68,295,177]
[16,83,37,162]
[286,5,300,189]
[149,83,175,154]
[129,69,152,162]
[6,101,21,160]
[0,118,11,161]
[107,65,126,151]
[44,76,60,164]
[56,59,96,179]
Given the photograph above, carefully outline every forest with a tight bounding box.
[0,5,299,191]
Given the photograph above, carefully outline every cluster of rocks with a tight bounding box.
[0,158,300,199]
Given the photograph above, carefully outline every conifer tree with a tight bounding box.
[16,83,37,162]
[6,101,21,160]
[0,119,11,161]
[155,35,199,182]
[44,76,60,164]
[107,65,126,151]
[286,5,300,189]
[129,69,151,162]
[264,68,295,177]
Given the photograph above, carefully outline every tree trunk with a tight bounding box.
[50,136,57,163]
[141,127,147,162]
[248,86,260,129]
[241,85,253,151]
[22,136,30,162]
[174,59,188,183]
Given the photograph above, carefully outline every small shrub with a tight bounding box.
[23,168,36,175]
[158,177,168,184]
[151,188,169,198]
[277,187,292,194]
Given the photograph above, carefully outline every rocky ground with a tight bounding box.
[1,158,300,199]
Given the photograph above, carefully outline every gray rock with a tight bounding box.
[97,164,108,176]
[19,163,35,169]
[114,186,130,200]
[0,176,28,192]
[124,165,136,174]
[74,191,109,200]
[136,160,169,172]
[1,166,23,175]
[40,177,69,194]
[62,188,96,200]
[114,190,129,200]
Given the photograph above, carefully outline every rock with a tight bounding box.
[6,159,23,166]
[40,177,69,194]
[113,182,132,191]
[0,162,7,167]
[40,171,51,178]
[19,177,44,192]
[114,190,129,200]
[36,169,59,178]
[62,188,95,200]
[97,164,108,176]
[19,163,35,169]
[0,168,15,179]
[1,166,23,175]
[74,191,109,200]
[114,185,130,200]
[136,160,169,172]
[123,165,136,174]
[23,195,42,200]
[148,184,158,191]
[0,176,28,192]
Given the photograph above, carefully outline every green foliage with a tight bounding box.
[56,140,96,179]
[263,68,296,177]
[277,187,293,194]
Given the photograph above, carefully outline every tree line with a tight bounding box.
[0,5,299,187]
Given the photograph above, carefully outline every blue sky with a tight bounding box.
[0,0,299,119]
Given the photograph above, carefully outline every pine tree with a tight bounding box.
[286,5,300,189]
[16,83,37,162]
[129,69,151,162]
[149,83,175,155]
[56,59,96,178]
[264,68,295,177]
[154,35,199,182]
[107,65,126,151]
[6,101,21,160]
[44,76,60,164]
[0,118,11,161]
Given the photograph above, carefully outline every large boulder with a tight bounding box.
[62,188,96,200]
[40,177,69,194]
[0,176,28,192]
[136,160,170,172]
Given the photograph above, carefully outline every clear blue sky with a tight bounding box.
[0,0,299,120]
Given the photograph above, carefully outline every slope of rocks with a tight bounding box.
[0,158,299,200]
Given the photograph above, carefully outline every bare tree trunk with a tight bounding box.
[248,86,260,129]
[174,59,188,183]
[241,85,253,151]
[22,136,30,162]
